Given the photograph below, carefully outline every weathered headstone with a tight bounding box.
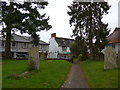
[39,53,45,60]
[28,47,39,71]
[104,46,117,70]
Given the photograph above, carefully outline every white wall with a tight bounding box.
[67,47,71,52]
[0,41,29,52]
[0,40,49,52]
[47,37,72,59]
[10,42,30,52]
[58,47,62,53]
[48,38,58,58]
[0,38,49,58]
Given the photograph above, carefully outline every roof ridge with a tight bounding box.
[107,27,120,44]
[55,37,74,40]
[22,35,31,41]
[39,40,49,44]
[108,27,120,38]
[12,33,31,42]
[55,37,74,47]
[12,33,49,44]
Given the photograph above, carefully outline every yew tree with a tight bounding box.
[68,1,110,60]
[1,1,51,59]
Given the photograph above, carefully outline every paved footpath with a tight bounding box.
[61,64,89,88]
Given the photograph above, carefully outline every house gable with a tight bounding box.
[55,37,74,47]
[48,33,74,59]
[105,27,120,54]
[107,27,120,44]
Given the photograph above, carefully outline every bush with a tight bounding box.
[82,52,90,61]
[73,54,82,63]
[77,54,82,61]
[76,53,89,61]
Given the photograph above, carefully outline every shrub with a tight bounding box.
[77,54,82,61]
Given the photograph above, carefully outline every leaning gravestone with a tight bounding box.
[104,46,117,70]
[28,47,39,71]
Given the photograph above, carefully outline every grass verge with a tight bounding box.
[2,60,71,88]
[79,60,118,88]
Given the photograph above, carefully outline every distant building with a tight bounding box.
[47,33,74,59]
[0,33,49,59]
[102,27,120,54]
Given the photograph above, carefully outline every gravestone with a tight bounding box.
[39,53,45,60]
[28,47,39,71]
[104,46,117,70]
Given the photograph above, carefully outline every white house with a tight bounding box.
[47,33,74,59]
[0,33,49,59]
[102,27,120,54]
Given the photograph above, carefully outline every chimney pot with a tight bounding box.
[51,33,56,38]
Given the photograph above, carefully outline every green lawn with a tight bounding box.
[79,60,118,88]
[2,60,71,88]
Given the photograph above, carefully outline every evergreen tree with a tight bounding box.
[70,36,88,61]
[68,1,110,60]
[1,1,51,59]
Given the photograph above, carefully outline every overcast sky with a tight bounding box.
[10,0,120,43]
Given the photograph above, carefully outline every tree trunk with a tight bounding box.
[89,45,94,60]
[89,34,94,60]
[4,29,12,59]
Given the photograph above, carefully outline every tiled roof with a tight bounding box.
[12,33,30,42]
[23,36,49,45]
[0,33,30,42]
[107,27,120,44]
[1,33,49,45]
[55,37,74,47]
[39,40,49,45]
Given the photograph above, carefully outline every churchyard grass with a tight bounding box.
[2,60,71,88]
[79,60,118,88]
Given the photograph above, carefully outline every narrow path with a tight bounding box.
[61,64,89,88]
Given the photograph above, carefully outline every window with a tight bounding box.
[2,41,4,46]
[12,41,16,47]
[62,40,66,44]
[62,46,67,51]
[23,43,28,48]
[41,45,45,51]
[41,45,43,50]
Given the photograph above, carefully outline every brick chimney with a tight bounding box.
[51,33,56,38]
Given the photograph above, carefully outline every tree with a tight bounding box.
[68,1,110,60]
[70,41,79,57]
[1,1,51,59]
[70,36,88,61]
